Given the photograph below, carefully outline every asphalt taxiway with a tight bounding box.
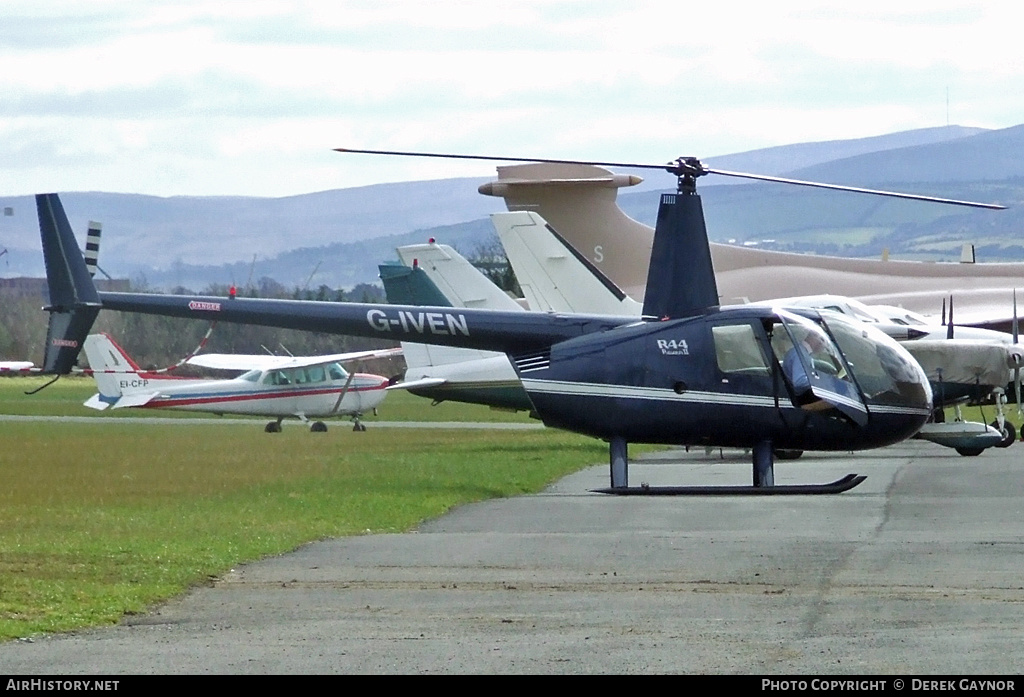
[3,440,1024,674]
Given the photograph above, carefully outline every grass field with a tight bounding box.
[0,379,612,640]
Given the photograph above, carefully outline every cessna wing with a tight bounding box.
[186,347,401,372]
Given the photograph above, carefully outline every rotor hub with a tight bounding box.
[666,157,708,194]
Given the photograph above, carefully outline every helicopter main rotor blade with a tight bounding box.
[335,147,1007,210]
[706,168,1007,210]
[334,147,671,171]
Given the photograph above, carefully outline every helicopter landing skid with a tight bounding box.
[592,473,866,496]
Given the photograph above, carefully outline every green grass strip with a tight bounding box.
[0,420,607,640]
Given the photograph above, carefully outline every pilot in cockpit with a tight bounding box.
[783,330,829,395]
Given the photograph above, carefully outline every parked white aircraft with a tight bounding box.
[768,294,1013,343]
[0,360,34,373]
[82,333,397,432]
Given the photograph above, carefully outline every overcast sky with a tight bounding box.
[3,1,1022,197]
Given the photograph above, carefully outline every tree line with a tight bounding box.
[0,278,402,378]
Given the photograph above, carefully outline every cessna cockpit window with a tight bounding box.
[264,370,291,386]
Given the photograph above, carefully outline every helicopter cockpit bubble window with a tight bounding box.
[712,323,770,377]
[768,310,868,424]
[768,312,852,389]
[818,313,932,410]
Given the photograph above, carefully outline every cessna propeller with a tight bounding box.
[34,147,1005,495]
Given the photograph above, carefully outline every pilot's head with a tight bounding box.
[805,331,827,352]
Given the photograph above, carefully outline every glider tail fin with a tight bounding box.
[37,193,101,374]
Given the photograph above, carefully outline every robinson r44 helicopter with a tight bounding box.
[35,151,1004,495]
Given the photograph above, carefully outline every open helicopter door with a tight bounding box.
[770,310,869,427]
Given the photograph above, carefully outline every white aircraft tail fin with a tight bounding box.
[395,242,523,312]
[493,210,642,315]
[391,241,519,376]
[82,333,153,405]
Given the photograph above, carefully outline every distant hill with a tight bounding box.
[0,177,504,278]
[617,124,1024,262]
[787,124,1024,184]
[704,124,987,181]
[1,124,1020,288]
[142,218,498,292]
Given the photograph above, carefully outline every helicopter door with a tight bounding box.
[769,311,868,427]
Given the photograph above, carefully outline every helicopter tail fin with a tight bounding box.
[37,193,101,374]
[640,192,720,319]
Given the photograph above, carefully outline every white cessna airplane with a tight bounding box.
[82,333,398,432]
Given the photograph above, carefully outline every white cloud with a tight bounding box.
[1,0,1021,195]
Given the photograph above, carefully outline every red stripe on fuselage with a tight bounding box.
[141,382,386,409]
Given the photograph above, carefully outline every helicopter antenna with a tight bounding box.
[302,260,323,293]
[335,148,1006,209]
[245,254,257,294]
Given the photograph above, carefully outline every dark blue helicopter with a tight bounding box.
[35,153,1003,495]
